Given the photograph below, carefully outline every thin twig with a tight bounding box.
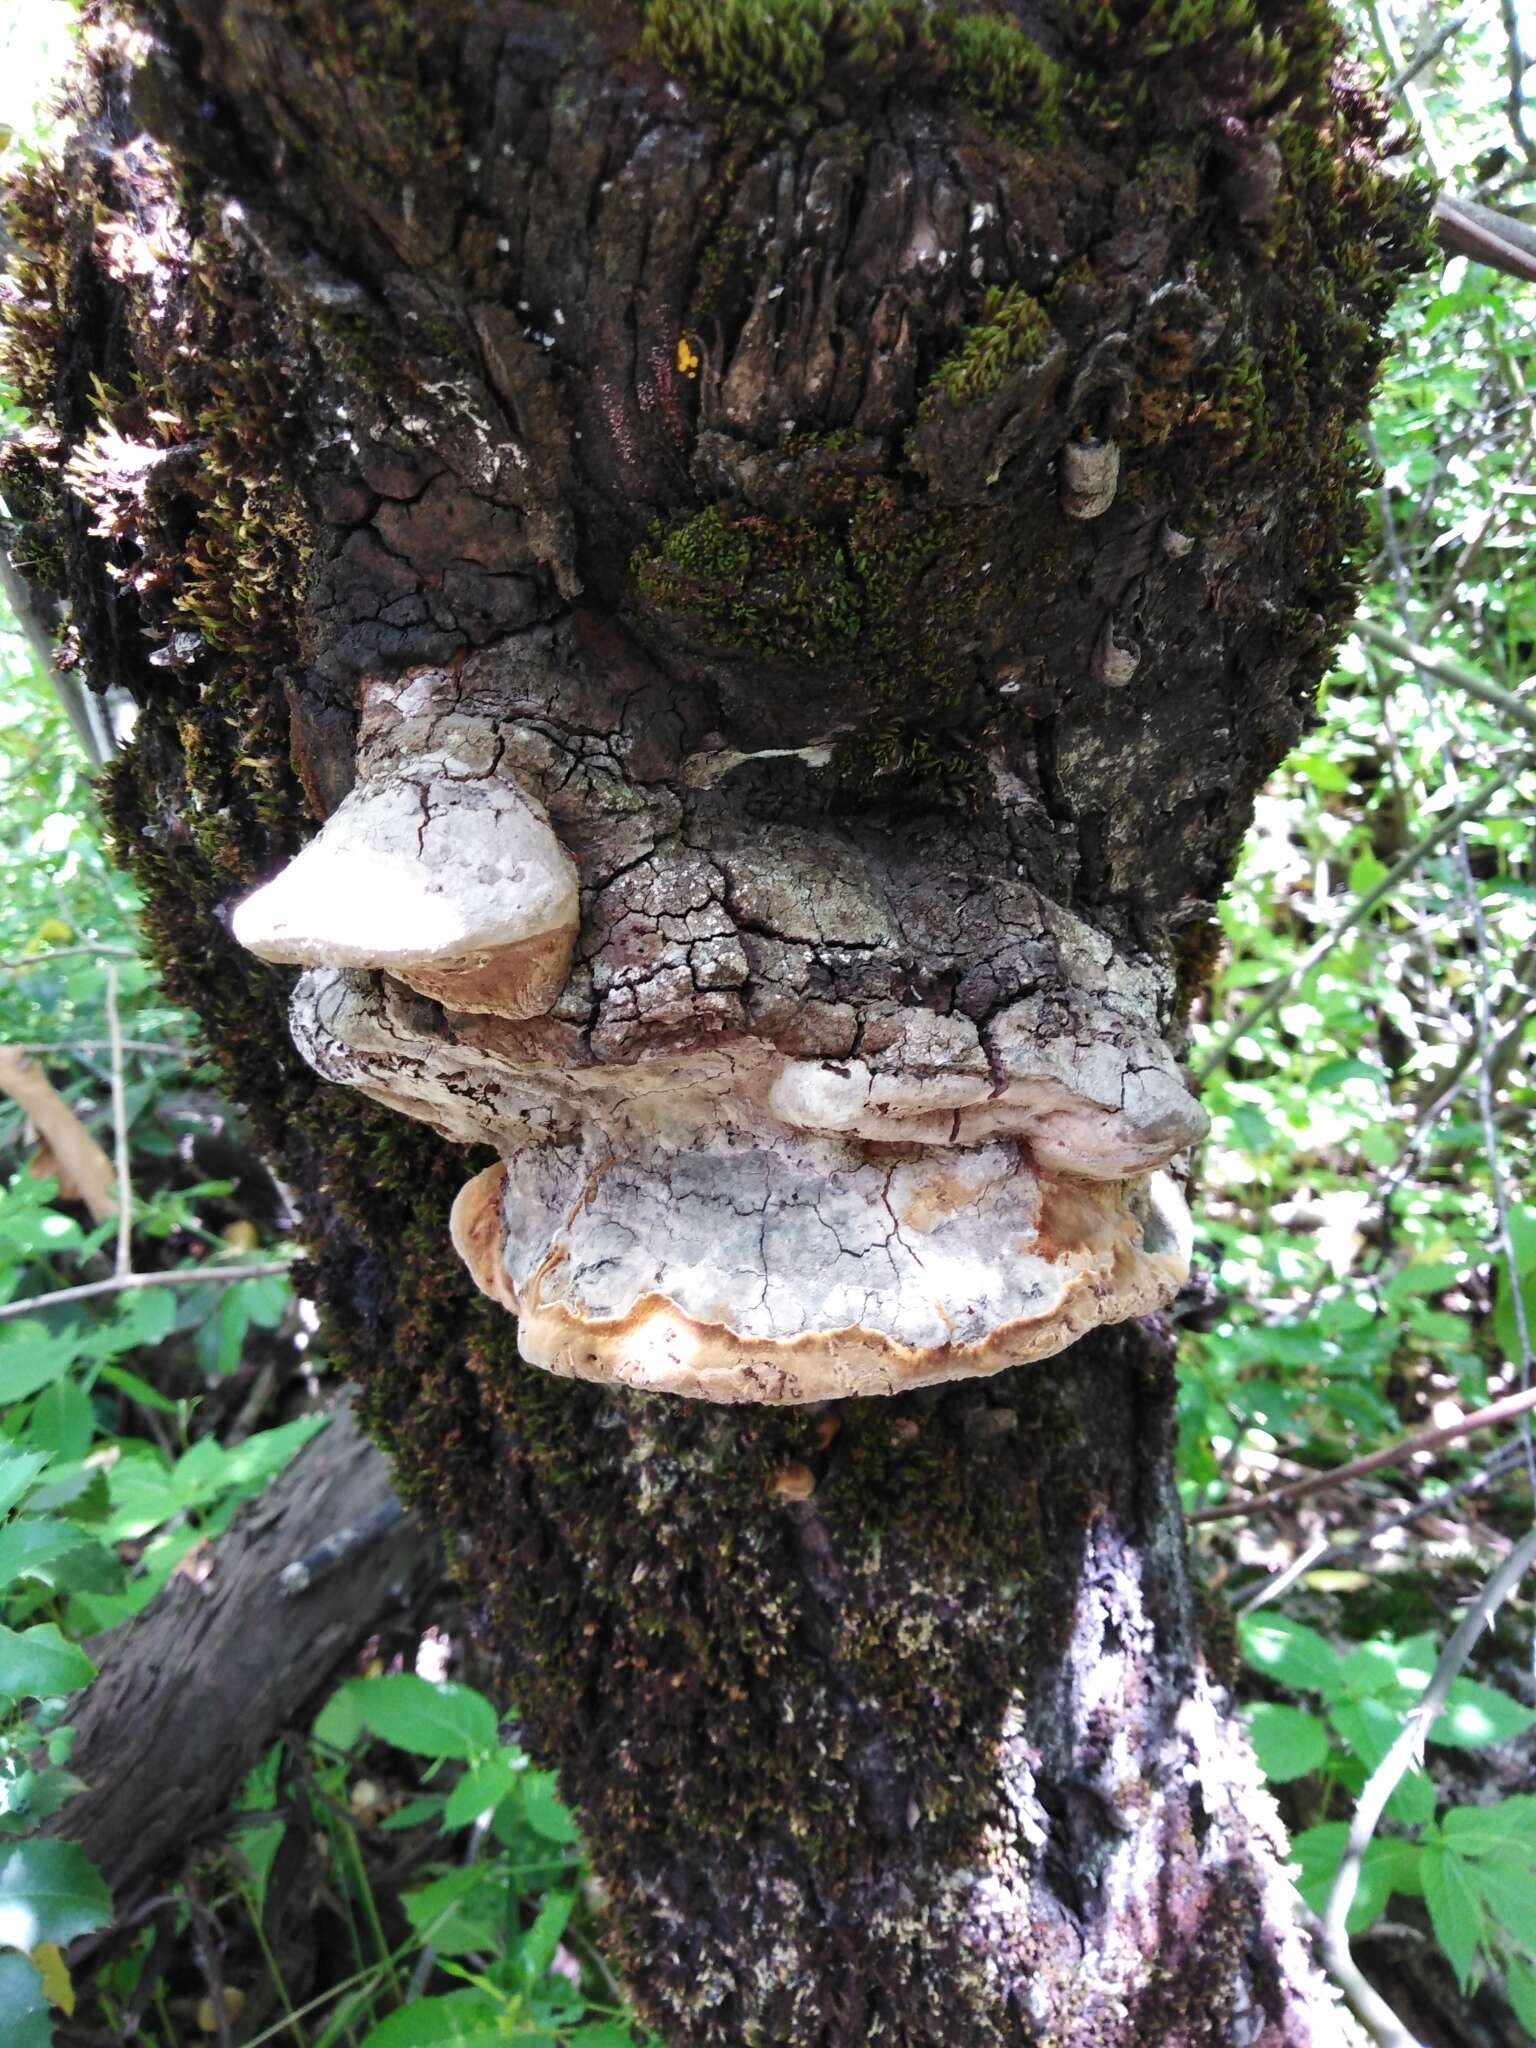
[1188,1383,1536,1524]
[1320,1525,1536,2048]
[0,943,139,971]
[1356,619,1536,739]
[1386,9,1468,96]
[7,1039,189,1057]
[1196,772,1514,1079]
[0,1259,294,1323]
[106,965,132,1278]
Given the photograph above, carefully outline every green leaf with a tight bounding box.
[1429,1680,1536,1749]
[354,1991,505,2046]
[0,1328,73,1405]
[443,1752,520,1830]
[26,1382,92,1465]
[521,1771,580,1846]
[402,1867,504,1957]
[95,1365,181,1414]
[0,1840,112,1950]
[341,1674,500,1761]
[219,1414,327,1493]
[1422,1843,1486,1993]
[1342,1633,1437,1699]
[1238,1615,1345,1697]
[0,1951,53,2048]
[0,1517,82,1588]
[0,1626,95,1703]
[516,1887,573,1985]
[1508,1958,1536,2036]
[568,2028,638,2048]
[1289,1826,1421,1933]
[1245,1703,1330,1783]
[0,1452,50,1524]
[1441,1797,1536,1858]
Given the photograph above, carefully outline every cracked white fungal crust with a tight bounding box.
[235,660,1209,1402]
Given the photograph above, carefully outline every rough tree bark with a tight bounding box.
[1,3,1431,2041]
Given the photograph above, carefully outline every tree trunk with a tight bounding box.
[2,3,1430,2040]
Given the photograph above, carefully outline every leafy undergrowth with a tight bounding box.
[1184,10,1536,2031]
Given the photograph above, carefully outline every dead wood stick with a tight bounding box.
[0,1043,117,1221]
[46,1400,440,1912]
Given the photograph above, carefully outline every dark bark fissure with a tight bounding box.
[1,1,1433,2039]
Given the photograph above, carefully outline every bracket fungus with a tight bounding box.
[233,649,1209,1404]
[234,672,579,1021]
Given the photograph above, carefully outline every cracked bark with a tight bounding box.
[1,2,1431,2040]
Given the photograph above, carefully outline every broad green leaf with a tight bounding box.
[1422,1843,1485,1993]
[1462,1848,1536,1953]
[569,2028,639,2048]
[219,1414,328,1492]
[27,1383,92,1465]
[0,1840,112,1950]
[516,1886,573,1985]
[342,1674,499,1761]
[354,1991,505,2046]
[443,1752,520,1830]
[0,1518,83,1587]
[1429,1680,1536,1750]
[95,1365,181,1414]
[1245,1703,1330,1783]
[1441,1798,1536,1857]
[313,1684,365,1752]
[0,1626,94,1703]
[230,1819,285,1920]
[1342,1634,1436,1699]
[402,1867,504,1957]
[521,1771,581,1846]
[0,1328,73,1405]
[0,1452,50,1524]
[0,1950,52,2048]
[1508,1959,1536,2036]
[1238,1615,1345,1698]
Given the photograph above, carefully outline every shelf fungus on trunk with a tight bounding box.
[233,649,1207,1404]
[233,671,580,1021]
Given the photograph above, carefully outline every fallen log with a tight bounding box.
[46,1399,440,1909]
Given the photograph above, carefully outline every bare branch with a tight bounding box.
[1355,619,1536,737]
[1434,191,1536,284]
[0,1259,294,1324]
[0,943,140,971]
[1188,1383,1536,1524]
